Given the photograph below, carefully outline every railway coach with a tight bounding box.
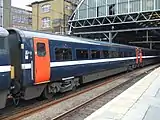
[0,28,160,109]
[0,28,11,109]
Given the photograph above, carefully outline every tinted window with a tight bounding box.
[55,48,72,61]
[119,52,124,57]
[112,51,119,58]
[129,52,133,57]
[124,52,129,57]
[108,51,119,58]
[91,50,100,59]
[103,50,109,58]
[0,37,8,54]
[37,43,46,57]
[76,49,88,60]
[0,37,5,49]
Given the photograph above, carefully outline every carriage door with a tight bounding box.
[33,37,50,84]
[136,48,139,64]
[139,49,143,63]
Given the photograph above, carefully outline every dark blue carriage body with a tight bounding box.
[0,54,11,90]
[7,29,160,88]
[0,28,11,90]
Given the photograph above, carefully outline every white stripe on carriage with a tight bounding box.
[21,56,158,70]
[62,76,75,81]
[0,65,11,72]
[21,64,31,70]
[50,56,157,67]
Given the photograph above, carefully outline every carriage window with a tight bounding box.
[76,49,88,60]
[0,37,5,49]
[103,50,109,58]
[119,52,124,57]
[129,52,132,57]
[124,52,129,57]
[91,50,100,59]
[55,48,72,61]
[108,51,119,58]
[112,51,119,58]
[37,43,46,57]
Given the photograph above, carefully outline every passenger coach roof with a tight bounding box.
[8,28,138,49]
[0,27,9,37]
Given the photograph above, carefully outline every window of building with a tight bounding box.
[88,0,96,18]
[55,48,72,61]
[142,0,154,11]
[91,50,100,59]
[76,49,88,60]
[42,17,51,28]
[37,43,46,57]
[97,0,106,17]
[109,4,116,15]
[156,0,160,9]
[41,4,51,13]
[28,17,32,24]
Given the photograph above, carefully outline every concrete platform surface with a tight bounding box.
[85,67,160,120]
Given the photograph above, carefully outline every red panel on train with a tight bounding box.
[33,37,50,84]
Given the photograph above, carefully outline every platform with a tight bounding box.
[84,67,160,120]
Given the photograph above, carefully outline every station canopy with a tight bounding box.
[69,0,160,49]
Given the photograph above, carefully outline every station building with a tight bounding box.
[69,0,160,49]
[29,0,79,34]
[11,7,32,30]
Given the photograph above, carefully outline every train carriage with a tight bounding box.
[0,28,11,109]
[0,28,159,109]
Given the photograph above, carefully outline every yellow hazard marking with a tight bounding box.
[11,66,15,79]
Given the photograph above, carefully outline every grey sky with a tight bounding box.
[11,0,41,10]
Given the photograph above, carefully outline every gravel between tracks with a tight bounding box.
[22,64,158,120]
[58,70,149,120]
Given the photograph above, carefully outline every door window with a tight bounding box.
[37,43,46,57]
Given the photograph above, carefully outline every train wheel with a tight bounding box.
[72,85,77,92]
[42,86,53,99]
[13,97,20,106]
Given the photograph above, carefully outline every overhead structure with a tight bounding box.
[68,0,160,49]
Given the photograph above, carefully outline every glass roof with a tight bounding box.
[72,0,160,20]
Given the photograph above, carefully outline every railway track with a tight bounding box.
[51,70,150,120]
[1,64,159,120]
